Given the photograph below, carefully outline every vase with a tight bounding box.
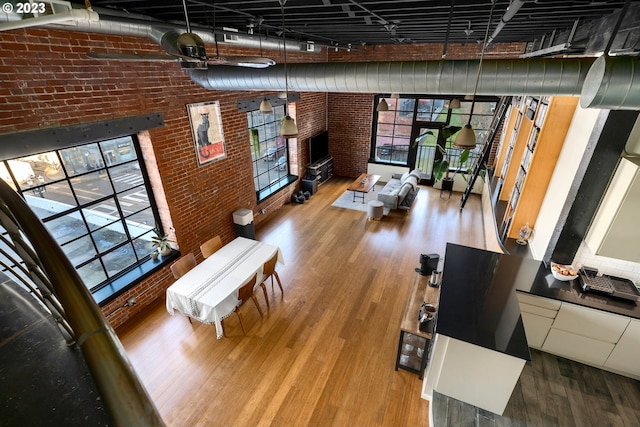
[159,246,172,257]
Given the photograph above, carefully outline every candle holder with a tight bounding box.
[516,222,532,245]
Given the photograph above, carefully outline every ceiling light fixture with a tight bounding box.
[449,98,461,109]
[279,0,298,136]
[259,98,273,114]
[454,0,496,149]
[376,98,389,112]
[257,19,273,114]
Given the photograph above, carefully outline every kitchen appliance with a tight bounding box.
[415,253,439,276]
[578,267,640,302]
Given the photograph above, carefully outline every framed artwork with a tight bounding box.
[187,100,226,166]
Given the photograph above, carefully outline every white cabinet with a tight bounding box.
[543,328,615,366]
[542,302,630,366]
[585,157,640,263]
[549,302,629,343]
[604,319,640,379]
[516,292,560,349]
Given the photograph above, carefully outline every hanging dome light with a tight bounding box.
[279,0,299,138]
[449,98,461,109]
[280,115,298,137]
[376,98,389,112]
[259,98,273,113]
[454,123,476,149]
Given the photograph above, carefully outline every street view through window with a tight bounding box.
[247,104,290,200]
[0,136,160,293]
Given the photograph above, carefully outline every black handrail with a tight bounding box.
[0,179,165,427]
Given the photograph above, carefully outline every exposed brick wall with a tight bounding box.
[327,93,373,178]
[327,42,526,62]
[0,28,326,328]
[0,26,524,328]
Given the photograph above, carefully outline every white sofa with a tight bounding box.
[377,169,420,210]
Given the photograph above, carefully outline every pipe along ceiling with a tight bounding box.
[2,11,638,110]
[188,57,640,110]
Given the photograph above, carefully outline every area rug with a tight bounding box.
[331,184,384,212]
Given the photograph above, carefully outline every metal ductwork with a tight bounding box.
[487,0,527,46]
[581,56,640,110]
[188,57,640,109]
[189,58,593,96]
[0,7,316,53]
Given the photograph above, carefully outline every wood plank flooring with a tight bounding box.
[116,177,640,427]
[433,349,640,427]
[116,177,484,427]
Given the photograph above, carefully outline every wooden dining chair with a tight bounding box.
[221,273,262,336]
[170,253,197,279]
[258,252,283,310]
[170,253,198,324]
[200,235,223,258]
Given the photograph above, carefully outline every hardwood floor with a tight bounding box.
[115,177,640,427]
[433,349,640,427]
[116,177,484,427]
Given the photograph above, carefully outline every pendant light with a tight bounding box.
[259,98,273,114]
[449,98,461,109]
[454,0,496,149]
[376,98,389,112]
[279,0,298,137]
[257,18,273,114]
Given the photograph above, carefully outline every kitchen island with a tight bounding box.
[423,242,640,424]
[422,243,531,416]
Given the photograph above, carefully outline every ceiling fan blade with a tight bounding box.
[87,52,179,62]
[206,56,276,68]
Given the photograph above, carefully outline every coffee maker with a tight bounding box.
[415,253,439,276]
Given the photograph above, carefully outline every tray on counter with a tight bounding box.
[578,268,640,302]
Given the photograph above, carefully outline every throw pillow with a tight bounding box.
[400,172,410,184]
[398,182,412,202]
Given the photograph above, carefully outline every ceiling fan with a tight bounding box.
[87,0,275,69]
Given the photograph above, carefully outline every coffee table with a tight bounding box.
[347,173,381,203]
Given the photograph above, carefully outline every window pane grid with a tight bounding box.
[247,105,290,197]
[1,136,160,293]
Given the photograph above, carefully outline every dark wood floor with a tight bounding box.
[116,177,640,427]
[434,349,640,427]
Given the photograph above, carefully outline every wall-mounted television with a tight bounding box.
[309,130,329,164]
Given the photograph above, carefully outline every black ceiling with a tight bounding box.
[77,0,633,52]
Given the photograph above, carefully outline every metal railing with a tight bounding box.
[0,179,165,427]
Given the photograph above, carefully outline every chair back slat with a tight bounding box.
[200,235,223,258]
[263,252,278,276]
[238,274,258,304]
[170,253,197,279]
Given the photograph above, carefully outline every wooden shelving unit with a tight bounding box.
[395,274,440,379]
[494,96,578,241]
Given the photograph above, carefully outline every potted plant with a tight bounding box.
[151,224,172,257]
[431,125,473,197]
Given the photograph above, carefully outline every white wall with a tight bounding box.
[528,105,601,260]
[367,163,409,182]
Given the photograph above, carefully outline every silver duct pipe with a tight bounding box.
[0,9,315,53]
[189,58,594,97]
[581,56,640,110]
[487,0,527,46]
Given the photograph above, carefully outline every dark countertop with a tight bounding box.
[438,243,531,361]
[516,262,640,320]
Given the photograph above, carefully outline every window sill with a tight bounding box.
[257,174,298,203]
[94,250,180,306]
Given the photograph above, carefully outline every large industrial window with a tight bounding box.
[0,136,162,297]
[371,95,497,179]
[247,105,295,202]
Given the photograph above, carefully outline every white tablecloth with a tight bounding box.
[165,237,284,338]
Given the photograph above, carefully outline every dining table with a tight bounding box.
[165,237,284,338]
